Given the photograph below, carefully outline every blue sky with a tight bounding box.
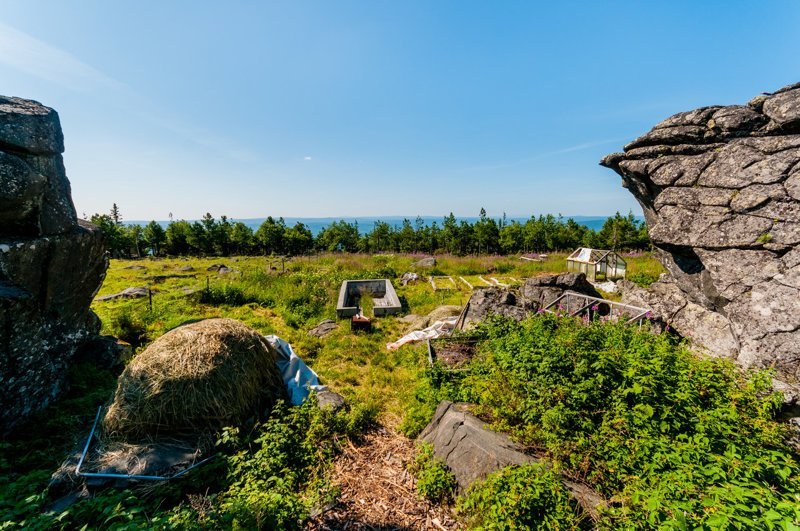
[1,1,799,220]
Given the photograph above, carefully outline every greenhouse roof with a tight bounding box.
[567,248,621,264]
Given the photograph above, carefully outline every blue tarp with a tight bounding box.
[265,335,326,405]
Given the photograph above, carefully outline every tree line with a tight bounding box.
[89,205,650,258]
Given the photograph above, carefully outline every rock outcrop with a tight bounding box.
[520,272,602,308]
[308,319,338,338]
[602,83,800,392]
[458,273,601,329]
[412,257,436,268]
[0,96,107,434]
[419,401,605,519]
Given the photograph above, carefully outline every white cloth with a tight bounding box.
[265,335,326,405]
[386,316,459,350]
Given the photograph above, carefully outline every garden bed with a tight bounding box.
[427,337,480,370]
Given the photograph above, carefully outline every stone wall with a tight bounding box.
[601,83,800,393]
[0,96,107,434]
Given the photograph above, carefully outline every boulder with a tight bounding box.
[458,287,528,329]
[399,313,421,324]
[412,257,436,268]
[308,319,338,338]
[419,401,605,519]
[602,82,800,392]
[405,305,462,331]
[95,286,149,301]
[74,336,133,369]
[458,273,600,329]
[419,401,530,493]
[399,272,419,286]
[315,389,348,412]
[520,272,601,310]
[0,96,107,434]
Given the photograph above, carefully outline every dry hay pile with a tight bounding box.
[104,318,285,437]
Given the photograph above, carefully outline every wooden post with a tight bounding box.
[148,287,153,312]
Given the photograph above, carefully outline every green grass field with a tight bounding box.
[92,252,664,423]
[2,251,672,529]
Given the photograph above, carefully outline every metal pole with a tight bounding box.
[76,406,216,482]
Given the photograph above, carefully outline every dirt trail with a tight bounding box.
[306,426,459,530]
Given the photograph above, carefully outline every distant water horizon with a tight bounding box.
[125,215,643,236]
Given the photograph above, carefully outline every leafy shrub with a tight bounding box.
[400,362,472,438]
[2,397,376,530]
[409,443,456,502]
[457,463,587,529]
[407,314,800,528]
[627,270,659,288]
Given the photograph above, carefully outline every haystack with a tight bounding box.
[104,318,285,437]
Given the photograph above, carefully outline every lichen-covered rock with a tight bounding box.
[419,401,605,519]
[458,287,529,329]
[602,82,800,390]
[0,96,107,434]
[458,273,600,329]
[520,272,601,309]
[412,256,436,268]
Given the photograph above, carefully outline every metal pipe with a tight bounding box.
[75,406,215,481]
[75,406,103,477]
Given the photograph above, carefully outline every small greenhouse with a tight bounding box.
[566,248,627,282]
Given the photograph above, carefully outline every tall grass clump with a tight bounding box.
[199,283,264,306]
[109,305,148,347]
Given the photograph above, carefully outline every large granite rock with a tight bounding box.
[602,82,800,392]
[0,96,107,434]
[419,401,605,519]
[458,273,600,329]
[520,272,601,309]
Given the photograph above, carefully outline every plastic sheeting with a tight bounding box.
[265,335,327,405]
[572,247,594,262]
[386,316,459,351]
[591,280,618,293]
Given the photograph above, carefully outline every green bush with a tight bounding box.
[406,315,800,528]
[2,397,376,530]
[457,463,587,530]
[409,443,456,502]
[399,362,472,438]
[627,270,659,288]
[168,399,376,530]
